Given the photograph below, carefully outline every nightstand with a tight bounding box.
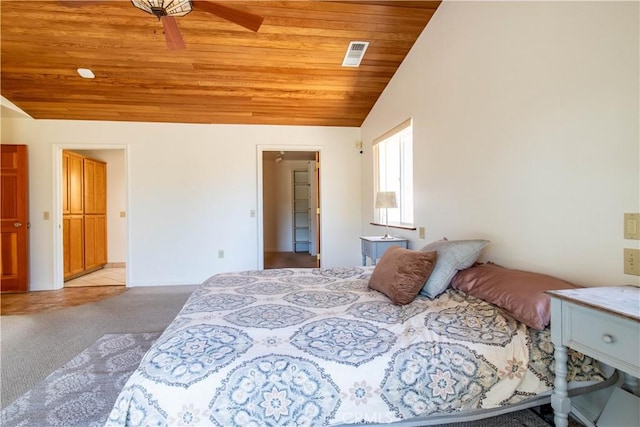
[360,236,408,266]
[547,286,640,427]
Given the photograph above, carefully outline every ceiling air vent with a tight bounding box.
[342,41,369,67]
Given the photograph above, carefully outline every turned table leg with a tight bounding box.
[552,343,570,427]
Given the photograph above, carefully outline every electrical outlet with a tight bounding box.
[624,248,640,276]
[418,227,425,239]
[218,250,225,259]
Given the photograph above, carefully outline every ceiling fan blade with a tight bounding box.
[193,1,263,32]
[160,16,186,50]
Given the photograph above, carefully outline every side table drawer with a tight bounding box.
[564,303,640,376]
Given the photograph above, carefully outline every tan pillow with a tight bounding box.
[368,246,438,305]
[450,263,580,329]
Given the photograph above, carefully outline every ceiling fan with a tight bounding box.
[59,0,264,50]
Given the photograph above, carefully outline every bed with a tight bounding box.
[106,261,611,427]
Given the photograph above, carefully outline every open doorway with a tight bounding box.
[54,146,128,289]
[262,150,320,269]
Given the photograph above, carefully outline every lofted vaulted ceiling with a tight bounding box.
[0,1,440,127]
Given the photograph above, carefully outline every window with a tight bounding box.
[373,118,414,227]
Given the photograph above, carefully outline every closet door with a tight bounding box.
[83,158,106,214]
[62,152,69,215]
[84,214,106,270]
[83,158,107,270]
[68,152,84,214]
[63,151,85,279]
[63,216,84,277]
[63,153,107,279]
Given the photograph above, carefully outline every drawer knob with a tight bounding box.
[602,334,615,344]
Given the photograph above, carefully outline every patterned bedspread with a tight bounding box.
[106,267,605,426]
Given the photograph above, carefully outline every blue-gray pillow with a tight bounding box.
[419,239,490,298]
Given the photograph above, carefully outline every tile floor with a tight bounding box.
[64,267,126,287]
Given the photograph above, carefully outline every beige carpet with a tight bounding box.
[1,333,160,426]
[0,285,198,408]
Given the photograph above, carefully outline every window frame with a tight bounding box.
[373,118,414,228]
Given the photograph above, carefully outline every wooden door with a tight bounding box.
[84,214,106,270]
[83,157,107,271]
[63,216,85,277]
[68,152,83,214]
[1,144,29,293]
[62,152,69,214]
[83,158,106,214]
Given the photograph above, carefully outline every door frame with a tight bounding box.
[52,144,130,290]
[256,145,322,270]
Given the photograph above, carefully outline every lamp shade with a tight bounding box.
[375,191,397,209]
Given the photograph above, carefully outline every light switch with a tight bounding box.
[43,211,50,220]
[624,213,640,240]
[418,227,425,239]
[120,211,126,218]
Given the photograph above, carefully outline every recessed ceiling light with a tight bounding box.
[77,68,95,79]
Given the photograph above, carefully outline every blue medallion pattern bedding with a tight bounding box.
[106,267,605,426]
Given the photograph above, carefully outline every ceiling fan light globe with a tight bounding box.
[131,0,192,17]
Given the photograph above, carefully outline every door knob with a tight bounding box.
[14,222,22,227]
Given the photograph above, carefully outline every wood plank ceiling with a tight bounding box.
[0,1,440,127]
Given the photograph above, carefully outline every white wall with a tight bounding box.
[1,120,362,290]
[361,1,640,287]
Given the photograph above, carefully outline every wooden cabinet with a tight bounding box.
[63,215,85,276]
[62,151,107,280]
[83,158,106,214]
[84,214,106,270]
[63,151,84,215]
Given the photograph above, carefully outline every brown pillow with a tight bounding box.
[450,263,580,329]
[368,246,437,305]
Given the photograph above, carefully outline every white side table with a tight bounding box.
[360,236,408,266]
[547,286,640,427]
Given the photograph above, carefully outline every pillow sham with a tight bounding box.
[418,238,489,298]
[450,263,579,330]
[368,246,438,305]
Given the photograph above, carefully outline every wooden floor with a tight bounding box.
[264,251,318,269]
[1,268,127,316]
[2,258,315,316]
[1,286,128,316]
